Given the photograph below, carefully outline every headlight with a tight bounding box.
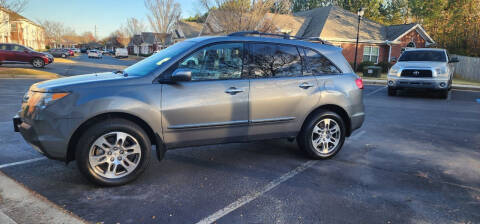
[26,92,70,113]
[388,66,400,77]
[435,67,448,77]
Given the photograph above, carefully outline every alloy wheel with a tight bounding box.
[32,59,43,68]
[88,131,142,179]
[311,118,341,154]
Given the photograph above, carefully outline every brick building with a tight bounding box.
[0,7,45,50]
[201,5,435,65]
[277,6,435,64]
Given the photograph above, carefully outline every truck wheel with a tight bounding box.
[32,58,45,68]
[439,90,449,99]
[388,87,397,96]
[76,118,151,186]
[297,111,346,159]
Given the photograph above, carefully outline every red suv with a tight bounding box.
[0,43,53,68]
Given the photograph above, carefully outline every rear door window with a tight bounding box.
[11,45,25,52]
[248,43,302,78]
[302,48,341,75]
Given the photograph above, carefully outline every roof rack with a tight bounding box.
[227,31,328,44]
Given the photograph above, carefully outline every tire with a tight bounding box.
[388,87,397,96]
[438,90,449,99]
[75,118,151,186]
[32,58,45,68]
[297,111,346,159]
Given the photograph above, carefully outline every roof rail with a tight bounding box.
[227,31,327,44]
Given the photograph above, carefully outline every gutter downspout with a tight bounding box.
[386,41,392,62]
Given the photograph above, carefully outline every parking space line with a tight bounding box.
[0,157,46,169]
[366,86,387,96]
[195,160,318,224]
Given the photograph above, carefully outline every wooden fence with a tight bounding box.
[452,54,480,81]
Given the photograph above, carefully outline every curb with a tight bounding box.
[0,171,86,224]
[363,79,480,91]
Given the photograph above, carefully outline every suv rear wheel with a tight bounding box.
[32,58,45,68]
[297,111,346,159]
[76,118,151,186]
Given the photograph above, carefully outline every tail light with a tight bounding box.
[355,78,364,89]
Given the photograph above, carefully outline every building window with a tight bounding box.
[363,46,379,63]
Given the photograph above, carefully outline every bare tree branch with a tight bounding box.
[145,0,181,33]
[0,0,29,13]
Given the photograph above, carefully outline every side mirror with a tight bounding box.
[171,69,192,82]
[391,57,397,63]
[449,57,459,63]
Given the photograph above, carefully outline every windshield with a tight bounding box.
[399,50,447,62]
[124,40,197,77]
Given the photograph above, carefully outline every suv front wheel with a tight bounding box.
[76,118,151,186]
[297,111,346,159]
[32,58,45,68]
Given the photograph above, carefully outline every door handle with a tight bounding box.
[225,87,244,95]
[299,82,314,89]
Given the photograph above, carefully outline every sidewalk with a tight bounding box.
[363,79,480,91]
[0,171,86,224]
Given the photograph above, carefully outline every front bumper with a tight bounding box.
[13,114,71,161]
[387,76,450,90]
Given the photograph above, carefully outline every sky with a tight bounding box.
[23,0,205,39]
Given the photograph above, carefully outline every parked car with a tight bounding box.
[115,48,128,58]
[48,48,69,58]
[387,48,458,98]
[0,43,53,68]
[64,49,74,56]
[13,32,364,186]
[80,48,87,53]
[88,50,102,59]
[70,48,80,53]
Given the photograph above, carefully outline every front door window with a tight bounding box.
[178,43,244,81]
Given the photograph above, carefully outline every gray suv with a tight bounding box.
[13,32,364,186]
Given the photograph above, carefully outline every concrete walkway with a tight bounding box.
[0,171,86,224]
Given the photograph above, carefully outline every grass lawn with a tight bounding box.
[0,68,60,79]
[54,58,77,64]
[357,72,480,86]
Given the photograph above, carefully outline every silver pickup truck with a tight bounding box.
[387,48,459,98]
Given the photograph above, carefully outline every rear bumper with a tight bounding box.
[387,76,450,90]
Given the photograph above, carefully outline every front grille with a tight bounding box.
[401,69,432,78]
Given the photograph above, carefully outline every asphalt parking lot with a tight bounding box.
[2,54,137,76]
[0,78,479,223]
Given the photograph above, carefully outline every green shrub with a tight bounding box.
[376,61,393,73]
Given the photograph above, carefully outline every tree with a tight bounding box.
[145,0,181,33]
[38,20,65,48]
[125,17,146,36]
[0,0,29,13]
[200,0,291,33]
[115,26,131,47]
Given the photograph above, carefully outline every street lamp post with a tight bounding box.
[353,7,364,72]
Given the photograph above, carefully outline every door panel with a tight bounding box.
[161,42,249,147]
[10,45,30,62]
[162,80,249,147]
[247,43,320,139]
